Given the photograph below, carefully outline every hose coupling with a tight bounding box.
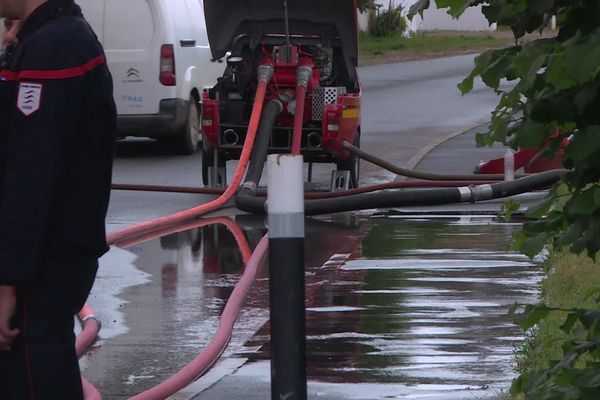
[257,64,274,84]
[81,315,102,331]
[296,65,313,88]
[241,181,258,195]
[469,184,494,202]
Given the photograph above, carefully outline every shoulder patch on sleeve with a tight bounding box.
[17,82,43,116]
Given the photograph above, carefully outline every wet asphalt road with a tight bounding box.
[86,55,539,399]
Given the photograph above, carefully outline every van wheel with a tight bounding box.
[176,97,200,155]
[336,130,361,189]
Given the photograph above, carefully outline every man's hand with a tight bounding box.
[0,285,20,351]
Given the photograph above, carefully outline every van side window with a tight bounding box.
[105,0,155,51]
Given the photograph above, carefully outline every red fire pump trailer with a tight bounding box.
[201,0,362,188]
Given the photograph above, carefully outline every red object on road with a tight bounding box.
[475,134,568,175]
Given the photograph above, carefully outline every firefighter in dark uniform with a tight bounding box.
[0,0,116,398]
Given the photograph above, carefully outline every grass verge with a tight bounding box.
[514,252,600,375]
[359,31,512,64]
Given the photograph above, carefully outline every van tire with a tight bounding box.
[176,97,200,155]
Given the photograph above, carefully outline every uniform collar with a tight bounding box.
[17,0,77,42]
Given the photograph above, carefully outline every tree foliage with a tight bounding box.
[371,4,408,37]
[409,0,600,258]
[357,0,379,13]
[408,0,600,397]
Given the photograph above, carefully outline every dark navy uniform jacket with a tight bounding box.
[0,0,116,284]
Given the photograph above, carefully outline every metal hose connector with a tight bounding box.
[81,315,102,331]
[296,65,313,88]
[257,64,274,84]
[241,181,258,195]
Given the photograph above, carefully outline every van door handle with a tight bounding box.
[180,40,196,47]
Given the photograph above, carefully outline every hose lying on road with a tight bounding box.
[79,217,257,400]
[77,305,102,398]
[236,169,567,215]
[111,216,253,257]
[76,304,101,358]
[129,234,268,400]
[342,141,529,181]
[82,376,102,400]
[113,180,498,198]
[106,65,274,246]
[111,183,224,195]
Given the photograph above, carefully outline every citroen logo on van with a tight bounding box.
[124,68,143,83]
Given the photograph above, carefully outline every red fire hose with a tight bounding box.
[82,376,102,400]
[106,66,273,246]
[112,216,253,260]
[76,304,100,358]
[78,217,257,399]
[129,234,268,400]
[291,85,307,155]
[76,65,273,399]
[77,305,102,399]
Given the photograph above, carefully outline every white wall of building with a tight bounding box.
[358,10,370,32]
[416,2,496,31]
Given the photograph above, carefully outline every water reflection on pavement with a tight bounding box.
[84,214,541,400]
[241,215,542,399]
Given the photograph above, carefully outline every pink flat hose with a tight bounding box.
[78,218,260,399]
[129,234,269,400]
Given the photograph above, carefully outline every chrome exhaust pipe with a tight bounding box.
[223,129,240,146]
[307,132,322,149]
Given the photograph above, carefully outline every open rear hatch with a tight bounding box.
[204,0,358,79]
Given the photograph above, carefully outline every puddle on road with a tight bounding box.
[242,215,543,399]
[83,214,541,400]
[81,215,365,399]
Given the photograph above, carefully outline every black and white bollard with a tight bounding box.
[267,154,307,400]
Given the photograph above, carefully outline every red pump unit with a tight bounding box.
[200,0,362,187]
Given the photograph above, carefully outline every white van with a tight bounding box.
[77,0,224,154]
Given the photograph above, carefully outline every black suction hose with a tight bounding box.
[235,99,283,205]
[342,141,526,181]
[236,169,567,215]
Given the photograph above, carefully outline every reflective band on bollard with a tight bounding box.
[267,154,307,400]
